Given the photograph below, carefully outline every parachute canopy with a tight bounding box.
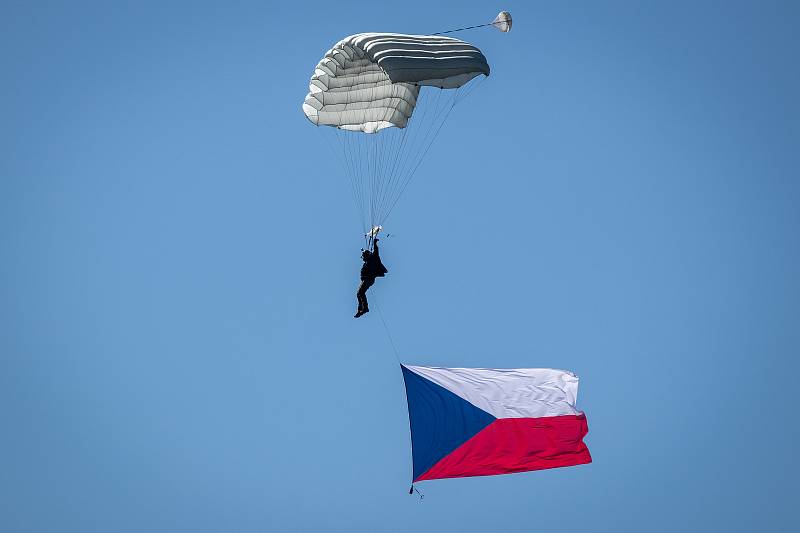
[302,33,489,133]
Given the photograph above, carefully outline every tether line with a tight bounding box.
[433,22,496,35]
[374,299,401,363]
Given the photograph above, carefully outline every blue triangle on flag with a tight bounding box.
[401,365,496,480]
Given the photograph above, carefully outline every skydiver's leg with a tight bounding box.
[364,278,374,312]
[356,279,372,317]
[361,289,369,314]
[357,278,374,315]
[356,282,365,316]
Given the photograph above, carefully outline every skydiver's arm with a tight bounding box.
[372,239,379,257]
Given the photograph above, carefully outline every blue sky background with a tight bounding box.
[2,1,798,532]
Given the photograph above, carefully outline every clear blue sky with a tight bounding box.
[2,1,798,532]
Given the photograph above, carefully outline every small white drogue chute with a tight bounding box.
[492,11,512,33]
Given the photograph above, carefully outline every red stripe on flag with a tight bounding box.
[416,414,592,481]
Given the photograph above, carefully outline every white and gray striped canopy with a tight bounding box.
[302,33,490,133]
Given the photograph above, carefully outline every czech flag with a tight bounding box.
[401,365,592,482]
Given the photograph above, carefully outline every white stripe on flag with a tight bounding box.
[404,366,582,419]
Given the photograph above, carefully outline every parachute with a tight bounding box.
[492,11,512,33]
[302,27,505,244]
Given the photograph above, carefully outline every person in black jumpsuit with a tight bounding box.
[355,238,387,318]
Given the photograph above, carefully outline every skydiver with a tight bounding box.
[354,238,388,318]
